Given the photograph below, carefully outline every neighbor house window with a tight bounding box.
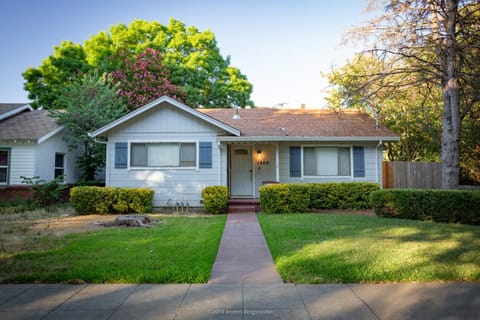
[130,142,197,168]
[0,148,10,184]
[303,146,351,176]
[54,153,65,180]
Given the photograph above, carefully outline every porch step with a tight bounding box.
[227,198,260,213]
[228,205,257,213]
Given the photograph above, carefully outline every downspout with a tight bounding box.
[376,140,383,186]
[275,142,280,182]
[217,141,222,185]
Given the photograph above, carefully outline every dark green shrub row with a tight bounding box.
[201,186,228,214]
[370,189,480,225]
[259,182,380,214]
[70,186,154,215]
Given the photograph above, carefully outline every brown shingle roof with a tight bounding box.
[0,103,26,114]
[0,109,61,141]
[199,108,397,138]
[0,103,31,120]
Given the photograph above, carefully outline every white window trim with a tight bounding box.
[54,152,66,183]
[0,148,10,185]
[300,145,354,179]
[127,140,199,171]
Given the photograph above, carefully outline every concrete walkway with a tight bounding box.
[0,282,478,319]
[208,213,282,284]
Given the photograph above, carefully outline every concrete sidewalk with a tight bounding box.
[208,213,282,284]
[0,282,478,319]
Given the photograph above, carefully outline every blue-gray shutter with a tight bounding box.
[115,142,128,169]
[199,142,212,168]
[289,146,301,177]
[353,146,365,177]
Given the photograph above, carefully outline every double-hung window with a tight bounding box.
[0,148,9,184]
[54,153,65,180]
[130,142,197,168]
[303,146,351,177]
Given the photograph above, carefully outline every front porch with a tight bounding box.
[225,142,279,200]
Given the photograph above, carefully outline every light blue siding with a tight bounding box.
[279,142,381,184]
[106,104,225,207]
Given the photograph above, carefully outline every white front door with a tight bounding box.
[230,145,253,197]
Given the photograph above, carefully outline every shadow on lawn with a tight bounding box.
[262,214,480,283]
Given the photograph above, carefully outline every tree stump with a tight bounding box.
[96,215,154,228]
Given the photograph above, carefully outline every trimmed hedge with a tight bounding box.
[70,186,154,215]
[259,182,380,214]
[370,189,480,225]
[201,186,228,214]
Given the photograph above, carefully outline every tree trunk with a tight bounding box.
[440,0,461,189]
[441,82,461,189]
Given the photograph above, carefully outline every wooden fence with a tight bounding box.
[382,161,442,189]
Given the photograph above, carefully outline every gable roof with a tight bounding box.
[89,96,399,142]
[0,108,63,144]
[199,108,399,141]
[89,96,241,139]
[0,103,33,121]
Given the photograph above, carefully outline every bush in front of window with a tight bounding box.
[201,186,228,214]
[259,184,310,214]
[70,186,154,215]
[307,182,380,210]
[370,189,480,225]
[259,182,380,214]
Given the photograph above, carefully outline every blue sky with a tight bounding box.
[0,0,372,107]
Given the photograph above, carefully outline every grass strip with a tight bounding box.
[0,215,226,283]
[258,213,480,283]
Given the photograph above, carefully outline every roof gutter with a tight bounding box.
[216,136,400,142]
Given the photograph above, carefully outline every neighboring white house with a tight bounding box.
[0,104,82,187]
[90,96,399,208]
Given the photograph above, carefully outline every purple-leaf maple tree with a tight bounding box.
[109,48,185,111]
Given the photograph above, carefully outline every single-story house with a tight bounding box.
[0,103,81,196]
[90,96,399,208]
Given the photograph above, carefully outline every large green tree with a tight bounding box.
[24,18,253,109]
[23,41,91,109]
[324,54,442,162]
[342,0,480,188]
[50,72,126,182]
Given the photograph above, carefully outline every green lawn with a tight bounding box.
[0,215,226,283]
[258,213,480,283]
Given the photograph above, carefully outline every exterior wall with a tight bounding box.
[106,105,226,207]
[35,130,82,184]
[252,143,277,197]
[0,131,82,187]
[7,144,35,185]
[278,141,383,185]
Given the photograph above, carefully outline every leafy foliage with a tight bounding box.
[201,186,228,214]
[259,182,379,213]
[24,18,253,109]
[50,72,126,182]
[20,176,67,206]
[23,41,92,110]
[70,186,154,215]
[370,189,480,225]
[337,0,480,188]
[324,54,442,162]
[108,48,185,110]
